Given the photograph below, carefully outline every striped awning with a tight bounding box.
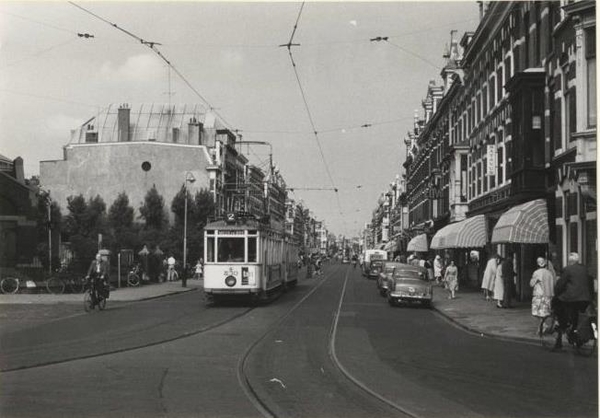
[491,199,549,244]
[407,233,428,252]
[431,215,487,249]
[383,239,396,252]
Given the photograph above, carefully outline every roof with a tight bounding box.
[72,103,227,144]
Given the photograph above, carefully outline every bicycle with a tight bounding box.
[83,275,108,312]
[539,305,597,356]
[127,264,142,287]
[1,276,20,294]
[46,265,85,294]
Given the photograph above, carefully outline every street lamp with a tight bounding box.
[183,172,196,287]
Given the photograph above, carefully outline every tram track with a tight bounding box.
[239,263,417,418]
[237,266,336,418]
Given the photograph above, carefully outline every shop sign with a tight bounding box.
[486,144,496,175]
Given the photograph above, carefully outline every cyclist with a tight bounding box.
[552,252,593,350]
[352,255,358,269]
[86,253,110,301]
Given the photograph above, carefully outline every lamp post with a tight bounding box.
[183,172,196,287]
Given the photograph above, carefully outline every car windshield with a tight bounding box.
[371,261,384,268]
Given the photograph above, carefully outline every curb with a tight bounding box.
[431,304,539,345]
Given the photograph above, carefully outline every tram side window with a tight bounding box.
[206,237,215,263]
[218,237,245,262]
[248,237,257,262]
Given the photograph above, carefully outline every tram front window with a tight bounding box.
[218,238,245,262]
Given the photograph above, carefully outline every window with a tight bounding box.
[477,161,482,195]
[483,156,488,192]
[586,27,596,127]
[497,66,504,100]
[206,237,215,262]
[553,97,562,151]
[218,237,245,262]
[569,222,578,253]
[497,146,504,185]
[247,237,257,262]
[556,195,563,218]
[489,76,496,106]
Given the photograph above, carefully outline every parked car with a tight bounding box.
[366,259,385,280]
[377,261,405,296]
[386,265,432,308]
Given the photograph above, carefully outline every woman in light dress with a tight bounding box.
[444,260,458,299]
[530,257,555,331]
[481,254,499,301]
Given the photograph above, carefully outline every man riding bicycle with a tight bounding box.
[86,253,110,301]
[552,252,593,350]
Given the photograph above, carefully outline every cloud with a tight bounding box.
[99,53,165,82]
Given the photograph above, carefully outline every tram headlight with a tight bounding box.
[225,275,237,287]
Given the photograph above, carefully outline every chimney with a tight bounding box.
[85,123,98,143]
[187,118,204,145]
[118,104,130,142]
[13,157,24,183]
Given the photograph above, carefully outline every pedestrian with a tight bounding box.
[530,257,555,333]
[493,255,505,308]
[434,255,443,285]
[444,260,458,299]
[425,258,434,282]
[552,252,593,351]
[481,254,498,301]
[501,253,515,308]
[167,254,176,281]
[194,259,203,280]
[315,256,322,276]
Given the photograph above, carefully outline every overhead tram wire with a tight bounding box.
[279,2,346,225]
[68,1,237,134]
[370,37,441,70]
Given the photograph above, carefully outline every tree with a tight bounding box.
[107,192,139,253]
[139,185,167,230]
[63,194,108,273]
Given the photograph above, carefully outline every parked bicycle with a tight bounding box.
[127,263,142,287]
[46,265,86,294]
[539,304,597,356]
[83,274,108,312]
[1,276,20,294]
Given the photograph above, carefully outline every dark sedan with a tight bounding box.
[386,266,432,308]
[376,261,405,296]
[366,259,385,280]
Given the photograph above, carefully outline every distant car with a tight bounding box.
[386,265,432,308]
[366,259,385,280]
[342,257,350,264]
[377,261,405,296]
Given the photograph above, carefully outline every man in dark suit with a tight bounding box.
[553,252,593,350]
[501,253,515,308]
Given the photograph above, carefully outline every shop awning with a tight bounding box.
[383,239,396,252]
[430,215,487,249]
[491,199,549,244]
[407,233,428,252]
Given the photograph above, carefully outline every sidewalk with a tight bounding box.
[0,280,200,305]
[432,286,540,343]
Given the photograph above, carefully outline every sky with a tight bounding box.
[0,1,479,237]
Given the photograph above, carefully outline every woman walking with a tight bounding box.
[434,255,444,285]
[530,257,555,333]
[481,254,499,301]
[444,260,458,299]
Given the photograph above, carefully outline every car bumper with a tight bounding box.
[388,291,432,302]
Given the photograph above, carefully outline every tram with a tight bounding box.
[203,213,299,304]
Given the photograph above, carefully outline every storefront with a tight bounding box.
[491,199,549,301]
[430,215,487,288]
